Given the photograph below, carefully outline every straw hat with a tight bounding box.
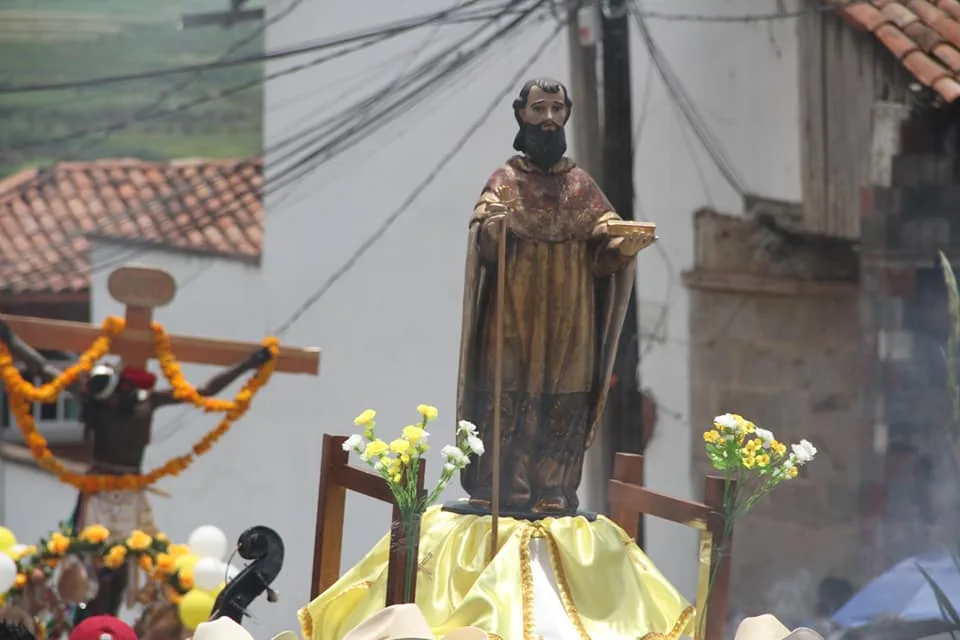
[734,615,824,640]
[191,618,256,640]
[343,604,488,640]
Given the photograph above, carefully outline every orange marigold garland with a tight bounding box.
[0,316,280,493]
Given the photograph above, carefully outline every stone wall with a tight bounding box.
[685,210,861,620]
[860,151,960,577]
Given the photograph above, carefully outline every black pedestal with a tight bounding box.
[441,500,598,522]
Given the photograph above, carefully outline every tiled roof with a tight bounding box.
[0,157,263,295]
[831,0,960,102]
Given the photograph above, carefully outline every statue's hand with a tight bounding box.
[606,236,645,257]
[248,346,273,368]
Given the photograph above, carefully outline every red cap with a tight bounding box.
[69,617,137,640]
[120,366,158,390]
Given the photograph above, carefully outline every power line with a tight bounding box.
[0,1,539,293]
[0,3,510,96]
[270,7,564,337]
[631,0,748,196]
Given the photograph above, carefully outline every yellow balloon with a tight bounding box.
[174,553,198,572]
[208,582,225,598]
[177,589,215,630]
[0,529,17,553]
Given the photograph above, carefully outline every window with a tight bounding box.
[0,354,85,446]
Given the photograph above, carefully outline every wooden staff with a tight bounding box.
[489,217,507,563]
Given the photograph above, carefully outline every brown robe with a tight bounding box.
[456,155,636,512]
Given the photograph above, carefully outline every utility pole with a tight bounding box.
[600,0,643,546]
[566,0,602,178]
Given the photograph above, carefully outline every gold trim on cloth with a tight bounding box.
[299,507,693,640]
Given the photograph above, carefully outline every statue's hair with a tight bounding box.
[511,78,572,124]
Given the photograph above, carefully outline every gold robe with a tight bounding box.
[456,155,636,511]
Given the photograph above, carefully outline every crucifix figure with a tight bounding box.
[455,78,655,516]
[0,266,320,617]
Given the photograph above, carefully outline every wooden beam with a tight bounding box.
[608,480,711,528]
[0,313,320,375]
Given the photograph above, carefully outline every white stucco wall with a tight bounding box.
[629,0,802,601]
[0,0,803,633]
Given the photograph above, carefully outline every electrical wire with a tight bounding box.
[631,0,748,196]
[152,3,561,442]
[269,7,564,337]
[6,0,506,152]
[0,0,529,293]
[0,2,514,96]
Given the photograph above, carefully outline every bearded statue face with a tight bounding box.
[512,79,572,171]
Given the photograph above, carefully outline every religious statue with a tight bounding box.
[0,319,271,616]
[456,77,655,514]
[299,79,689,640]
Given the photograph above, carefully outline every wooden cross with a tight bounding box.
[0,265,321,374]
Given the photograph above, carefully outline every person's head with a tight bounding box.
[82,362,156,416]
[816,577,854,617]
[511,78,572,170]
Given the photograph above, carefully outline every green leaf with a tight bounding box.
[918,563,960,625]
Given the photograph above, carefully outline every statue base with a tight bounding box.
[441,500,598,522]
[298,506,693,640]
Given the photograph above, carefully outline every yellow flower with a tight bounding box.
[391,473,402,484]
[390,438,411,456]
[744,439,760,452]
[417,405,439,421]
[402,425,426,444]
[126,530,153,551]
[155,553,176,574]
[703,430,720,444]
[139,554,154,572]
[364,439,388,459]
[742,456,756,469]
[13,574,26,590]
[46,533,70,556]
[155,532,169,543]
[167,544,190,558]
[79,524,110,544]
[103,545,128,569]
[354,409,376,426]
[787,466,799,478]
[756,454,770,468]
[772,441,787,456]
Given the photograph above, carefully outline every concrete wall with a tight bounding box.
[686,211,861,621]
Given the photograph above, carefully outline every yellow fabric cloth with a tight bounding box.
[299,506,694,640]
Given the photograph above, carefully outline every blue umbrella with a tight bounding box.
[832,550,960,629]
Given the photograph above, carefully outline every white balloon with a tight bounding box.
[0,553,17,592]
[192,557,226,592]
[188,526,228,560]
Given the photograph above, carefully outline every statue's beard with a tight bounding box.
[514,123,567,170]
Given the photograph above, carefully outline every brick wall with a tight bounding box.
[685,210,861,620]
[860,152,960,576]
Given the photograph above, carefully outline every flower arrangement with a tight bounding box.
[4,524,193,605]
[0,316,279,493]
[343,405,484,602]
[699,413,816,638]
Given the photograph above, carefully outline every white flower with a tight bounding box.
[713,413,738,431]
[791,439,817,464]
[443,462,456,473]
[466,435,485,455]
[457,420,478,436]
[342,434,364,453]
[442,445,467,463]
[754,427,774,447]
[374,458,386,471]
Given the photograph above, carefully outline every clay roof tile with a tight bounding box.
[0,157,262,295]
